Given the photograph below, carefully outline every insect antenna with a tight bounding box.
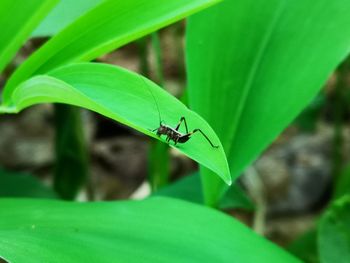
[140,76,163,126]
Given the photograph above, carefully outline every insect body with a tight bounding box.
[141,76,219,149]
[154,117,219,148]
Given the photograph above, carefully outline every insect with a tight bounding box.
[141,77,219,148]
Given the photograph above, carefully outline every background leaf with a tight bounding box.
[32,0,104,37]
[294,92,326,132]
[154,172,254,210]
[288,229,318,263]
[3,0,220,102]
[2,63,230,184]
[0,0,58,73]
[186,0,350,205]
[0,197,299,263]
[318,195,350,263]
[0,168,57,199]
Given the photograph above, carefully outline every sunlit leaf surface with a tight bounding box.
[2,63,231,184]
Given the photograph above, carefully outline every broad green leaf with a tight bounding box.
[0,197,299,263]
[1,63,230,184]
[0,0,58,73]
[0,169,57,199]
[154,172,254,210]
[3,0,220,103]
[186,0,350,205]
[32,0,105,37]
[318,195,350,263]
[53,104,89,200]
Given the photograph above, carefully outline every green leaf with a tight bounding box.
[0,0,58,73]
[318,195,350,263]
[186,0,350,205]
[0,169,57,199]
[53,104,89,200]
[3,0,220,103]
[154,172,254,210]
[219,181,254,211]
[153,173,204,204]
[0,197,299,263]
[288,230,318,263]
[32,0,105,37]
[1,62,230,185]
[294,92,326,132]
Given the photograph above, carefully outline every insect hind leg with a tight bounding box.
[192,129,219,148]
[175,116,189,133]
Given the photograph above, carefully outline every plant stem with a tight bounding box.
[53,104,89,200]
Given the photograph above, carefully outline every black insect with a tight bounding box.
[153,117,219,148]
[141,77,219,148]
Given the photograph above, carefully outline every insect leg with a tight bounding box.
[175,116,189,133]
[192,129,219,148]
[174,136,180,145]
